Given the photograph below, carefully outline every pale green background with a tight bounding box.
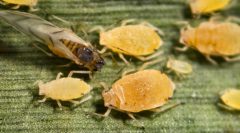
[0,0,240,132]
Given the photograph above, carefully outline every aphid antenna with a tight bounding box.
[33,80,43,86]
[121,69,136,77]
[138,57,164,71]
[99,82,110,92]
[88,25,105,33]
[120,19,137,26]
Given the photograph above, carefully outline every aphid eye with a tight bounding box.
[77,47,94,62]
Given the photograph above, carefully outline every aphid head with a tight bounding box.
[102,90,117,107]
[38,82,46,96]
[76,46,105,71]
[180,26,195,47]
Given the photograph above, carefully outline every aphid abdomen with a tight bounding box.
[60,39,80,53]
[214,23,240,55]
[194,24,216,55]
[111,70,173,112]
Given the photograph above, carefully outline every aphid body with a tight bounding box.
[98,21,163,65]
[0,10,104,71]
[0,0,38,10]
[100,25,162,56]
[102,70,174,117]
[189,0,231,15]
[220,88,240,110]
[38,72,92,109]
[180,20,240,64]
[166,58,192,75]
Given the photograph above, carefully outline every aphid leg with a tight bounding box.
[98,47,108,54]
[223,56,240,62]
[32,43,54,57]
[29,6,39,12]
[88,26,105,33]
[205,55,218,65]
[209,15,224,22]
[138,58,164,71]
[56,72,64,80]
[127,113,136,120]
[175,46,189,52]
[175,21,190,27]
[120,19,136,26]
[103,108,112,117]
[69,95,92,106]
[68,70,91,77]
[226,16,240,23]
[51,15,72,25]
[11,5,20,9]
[118,53,130,65]
[101,52,119,66]
[56,100,63,110]
[57,62,74,68]
[140,21,164,36]
[150,101,182,113]
[217,103,236,111]
[135,51,164,61]
[38,97,47,103]
[121,69,136,77]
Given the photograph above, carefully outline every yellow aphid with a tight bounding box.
[166,58,192,76]
[98,20,163,65]
[189,0,231,15]
[220,89,240,110]
[38,72,92,110]
[1,0,38,10]
[101,69,175,119]
[179,20,240,65]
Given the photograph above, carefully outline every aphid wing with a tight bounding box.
[0,10,54,45]
[0,10,82,64]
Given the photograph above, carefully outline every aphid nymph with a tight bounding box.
[166,58,192,77]
[0,10,105,71]
[37,71,92,110]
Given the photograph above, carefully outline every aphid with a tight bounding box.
[0,0,38,11]
[95,19,163,65]
[100,69,176,119]
[219,88,240,111]
[166,58,192,77]
[189,0,231,16]
[37,71,92,110]
[0,10,105,71]
[179,19,240,65]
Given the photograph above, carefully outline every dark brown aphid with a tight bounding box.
[0,10,105,71]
